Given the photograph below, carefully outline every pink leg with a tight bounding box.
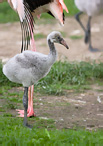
[16,87,32,116]
[28,86,31,112]
[17,33,36,117]
[27,36,36,117]
[16,86,36,117]
[27,85,36,117]
[30,33,36,51]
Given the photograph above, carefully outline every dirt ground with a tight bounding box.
[0,15,103,130]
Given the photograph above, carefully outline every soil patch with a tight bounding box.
[0,15,103,130]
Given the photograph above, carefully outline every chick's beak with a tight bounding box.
[60,39,69,49]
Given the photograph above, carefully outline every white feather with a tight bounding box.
[11,0,17,9]
[10,0,25,22]
[3,31,68,87]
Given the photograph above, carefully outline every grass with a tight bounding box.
[0,2,19,23]
[34,61,103,95]
[70,35,83,40]
[0,60,103,111]
[34,33,46,40]
[1,61,103,96]
[0,117,103,145]
[1,61,103,145]
[0,0,79,23]
[0,1,103,144]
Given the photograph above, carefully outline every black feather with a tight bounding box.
[20,2,34,52]
[24,0,53,11]
[47,11,54,17]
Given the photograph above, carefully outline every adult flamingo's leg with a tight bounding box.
[27,35,36,117]
[16,83,36,117]
[26,33,36,116]
[17,33,36,117]
[27,85,36,117]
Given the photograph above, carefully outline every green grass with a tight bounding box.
[64,0,79,16]
[0,117,103,145]
[1,61,103,96]
[0,2,19,23]
[1,61,103,145]
[1,60,103,112]
[0,60,103,119]
[34,33,46,40]
[34,61,103,95]
[0,0,79,23]
[1,2,103,144]
[70,35,83,40]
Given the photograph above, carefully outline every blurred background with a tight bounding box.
[0,0,102,63]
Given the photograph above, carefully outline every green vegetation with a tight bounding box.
[1,61,103,145]
[34,61,103,95]
[0,2,19,23]
[64,0,79,16]
[0,117,103,145]
[0,0,79,23]
[0,60,103,115]
[34,33,46,40]
[1,61,103,96]
[70,35,83,40]
[1,1,103,145]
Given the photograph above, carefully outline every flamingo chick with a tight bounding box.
[0,0,68,118]
[74,0,103,52]
[3,31,69,127]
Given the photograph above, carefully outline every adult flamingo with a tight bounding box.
[0,0,68,117]
[74,0,103,52]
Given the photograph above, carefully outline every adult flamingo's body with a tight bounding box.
[0,0,68,117]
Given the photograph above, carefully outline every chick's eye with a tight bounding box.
[57,36,60,39]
